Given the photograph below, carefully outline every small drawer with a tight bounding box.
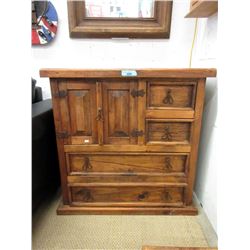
[66,153,188,175]
[69,186,184,206]
[146,119,192,144]
[147,81,196,109]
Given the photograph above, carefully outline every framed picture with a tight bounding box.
[67,0,173,38]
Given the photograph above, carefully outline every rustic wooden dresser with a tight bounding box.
[40,68,216,215]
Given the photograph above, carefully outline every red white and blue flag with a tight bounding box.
[32,1,58,45]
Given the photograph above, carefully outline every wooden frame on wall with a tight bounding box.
[67,0,173,38]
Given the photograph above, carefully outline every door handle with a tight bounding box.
[161,126,172,141]
[163,89,174,104]
[96,107,104,121]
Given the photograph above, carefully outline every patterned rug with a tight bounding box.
[32,192,212,250]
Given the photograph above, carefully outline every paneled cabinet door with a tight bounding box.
[57,81,98,145]
[102,81,139,144]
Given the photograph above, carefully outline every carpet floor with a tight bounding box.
[32,192,216,250]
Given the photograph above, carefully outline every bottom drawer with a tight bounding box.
[69,186,184,207]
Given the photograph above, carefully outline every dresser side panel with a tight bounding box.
[50,79,69,204]
[186,78,206,204]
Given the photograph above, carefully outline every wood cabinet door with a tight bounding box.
[57,80,98,145]
[102,81,138,144]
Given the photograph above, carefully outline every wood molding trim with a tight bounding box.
[40,68,217,78]
[67,0,173,38]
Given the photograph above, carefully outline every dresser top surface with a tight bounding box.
[40,68,217,79]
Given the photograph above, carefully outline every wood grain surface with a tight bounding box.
[43,69,216,215]
[40,68,217,78]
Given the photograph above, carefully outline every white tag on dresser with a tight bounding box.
[121,70,137,77]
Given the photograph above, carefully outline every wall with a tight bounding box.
[32,0,197,98]
[32,0,217,232]
[192,13,217,233]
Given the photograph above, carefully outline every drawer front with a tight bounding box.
[147,81,196,109]
[66,153,188,175]
[70,186,184,206]
[146,120,192,144]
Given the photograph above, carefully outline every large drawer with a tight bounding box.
[66,153,189,176]
[69,185,185,207]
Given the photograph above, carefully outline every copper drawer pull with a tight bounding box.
[163,89,174,104]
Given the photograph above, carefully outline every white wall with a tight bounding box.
[32,0,217,232]
[32,0,197,98]
[192,13,218,233]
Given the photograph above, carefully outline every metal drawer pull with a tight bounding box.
[96,107,104,121]
[165,157,172,171]
[164,191,172,201]
[82,156,93,172]
[76,188,93,202]
[131,89,145,98]
[163,89,174,104]
[137,191,149,201]
[131,129,144,137]
[161,127,172,141]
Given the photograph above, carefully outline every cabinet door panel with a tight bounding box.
[68,90,92,136]
[102,81,138,144]
[58,81,98,145]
